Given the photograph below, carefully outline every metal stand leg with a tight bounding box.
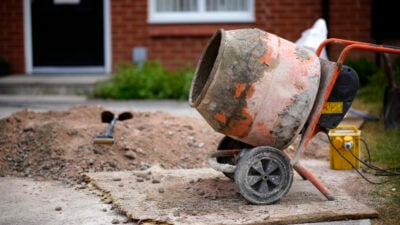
[293,160,335,201]
[284,150,335,201]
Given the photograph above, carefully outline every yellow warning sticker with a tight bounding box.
[322,102,343,114]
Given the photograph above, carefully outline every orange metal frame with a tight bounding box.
[291,38,400,200]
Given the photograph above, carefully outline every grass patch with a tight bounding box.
[349,57,400,224]
[93,61,194,100]
[353,97,400,225]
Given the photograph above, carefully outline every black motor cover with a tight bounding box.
[318,65,360,129]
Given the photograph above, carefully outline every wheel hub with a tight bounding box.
[235,146,293,205]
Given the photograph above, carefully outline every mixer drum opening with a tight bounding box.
[189,29,223,107]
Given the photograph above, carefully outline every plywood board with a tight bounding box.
[84,160,378,225]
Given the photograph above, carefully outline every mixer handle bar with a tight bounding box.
[316,38,400,63]
[291,38,400,167]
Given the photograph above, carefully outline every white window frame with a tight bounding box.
[148,0,255,24]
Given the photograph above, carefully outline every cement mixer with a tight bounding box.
[189,28,400,205]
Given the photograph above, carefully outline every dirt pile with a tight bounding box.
[0,105,226,183]
[0,105,331,184]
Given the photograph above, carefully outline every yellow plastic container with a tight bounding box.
[328,125,361,170]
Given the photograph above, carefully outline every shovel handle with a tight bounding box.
[105,115,118,136]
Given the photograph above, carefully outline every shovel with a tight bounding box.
[382,53,400,130]
[93,111,133,145]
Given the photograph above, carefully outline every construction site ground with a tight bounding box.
[0,98,378,225]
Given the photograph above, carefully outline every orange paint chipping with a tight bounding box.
[234,83,247,98]
[259,54,272,65]
[246,84,255,98]
[224,108,253,138]
[258,37,273,65]
[215,112,227,124]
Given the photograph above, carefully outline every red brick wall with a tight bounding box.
[0,0,25,74]
[0,0,376,74]
[111,0,250,71]
[111,0,148,68]
[111,0,326,71]
[328,0,373,60]
[255,0,323,41]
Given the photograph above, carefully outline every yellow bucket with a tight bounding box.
[328,125,361,170]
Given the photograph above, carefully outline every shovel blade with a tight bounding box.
[118,112,133,121]
[101,111,114,123]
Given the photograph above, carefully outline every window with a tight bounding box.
[148,0,254,24]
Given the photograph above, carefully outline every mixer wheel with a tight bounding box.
[235,146,293,205]
[217,136,254,180]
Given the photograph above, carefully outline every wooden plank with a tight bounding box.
[84,160,378,225]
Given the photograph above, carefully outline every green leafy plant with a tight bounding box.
[344,56,388,103]
[353,55,400,104]
[345,57,379,86]
[93,61,194,100]
[356,70,386,103]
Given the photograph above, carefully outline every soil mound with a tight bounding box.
[0,105,225,183]
[0,105,329,184]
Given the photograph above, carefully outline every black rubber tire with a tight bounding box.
[234,146,293,205]
[217,136,254,180]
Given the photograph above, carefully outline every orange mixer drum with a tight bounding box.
[189,28,321,149]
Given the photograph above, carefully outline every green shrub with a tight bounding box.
[356,70,387,103]
[354,56,400,104]
[344,56,387,103]
[93,61,194,100]
[344,57,379,86]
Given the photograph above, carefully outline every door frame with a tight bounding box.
[23,0,112,74]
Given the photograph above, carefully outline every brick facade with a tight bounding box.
[0,0,25,74]
[255,0,323,41]
[329,0,373,60]
[111,0,325,71]
[0,0,374,74]
[110,0,374,71]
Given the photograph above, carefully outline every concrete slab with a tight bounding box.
[0,177,134,225]
[0,95,201,119]
[84,160,378,225]
[295,219,371,225]
[0,74,109,95]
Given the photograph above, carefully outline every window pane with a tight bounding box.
[156,0,198,12]
[206,0,248,12]
[149,0,254,23]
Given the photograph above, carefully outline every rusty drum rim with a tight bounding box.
[189,29,226,107]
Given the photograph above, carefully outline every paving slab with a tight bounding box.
[0,177,134,225]
[84,160,378,225]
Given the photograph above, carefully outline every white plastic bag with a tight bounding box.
[295,18,328,59]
